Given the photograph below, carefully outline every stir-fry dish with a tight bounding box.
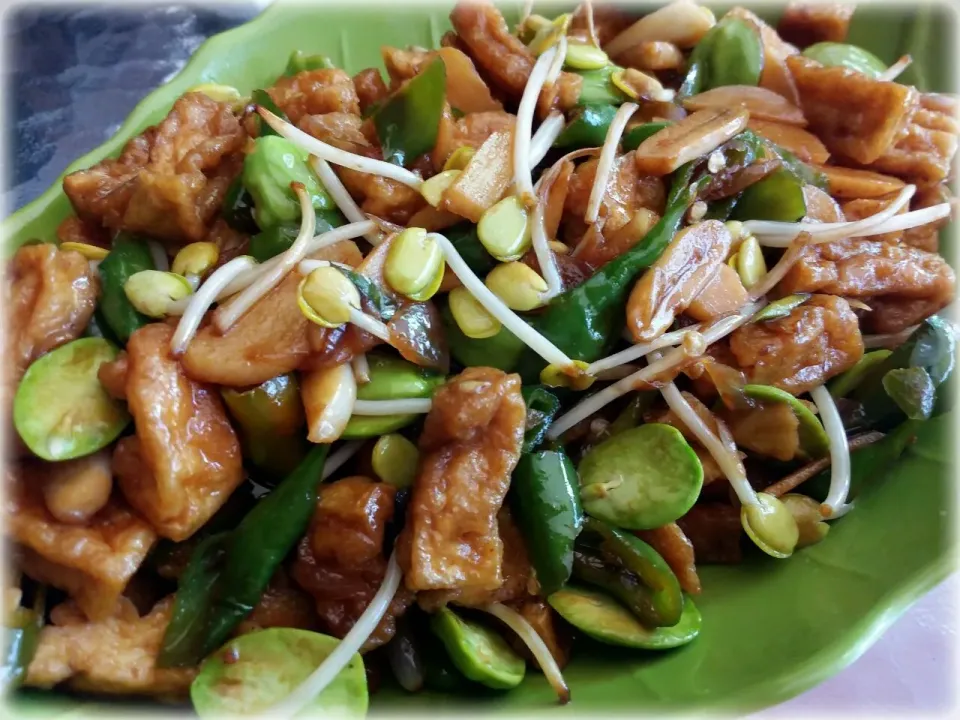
[4,0,958,713]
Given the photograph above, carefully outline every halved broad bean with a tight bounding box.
[371,433,420,489]
[14,338,130,461]
[741,493,800,559]
[484,262,548,311]
[578,424,703,530]
[297,266,362,328]
[802,42,887,78]
[430,607,525,690]
[477,196,531,262]
[384,227,445,302]
[548,586,701,649]
[123,270,193,318]
[448,286,502,340]
[190,628,367,717]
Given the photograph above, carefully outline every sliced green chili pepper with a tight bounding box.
[882,367,938,420]
[339,267,397,322]
[680,16,762,96]
[520,386,561,453]
[158,445,329,667]
[704,195,740,220]
[430,607,525,690]
[442,302,526,372]
[342,354,445,439]
[511,448,583,596]
[251,88,286,138]
[621,121,671,152]
[849,317,956,431]
[575,65,628,106]
[221,374,307,482]
[548,585,701,650]
[445,224,497,276]
[2,588,45,692]
[576,517,684,627]
[733,168,807,222]
[828,349,893,399]
[606,392,657,437]
[554,104,619,149]
[751,294,811,323]
[515,164,707,380]
[191,628,367,717]
[222,175,259,235]
[372,57,446,167]
[801,42,887,78]
[249,210,344,262]
[578,424,703,529]
[284,49,336,76]
[243,135,335,231]
[97,233,155,343]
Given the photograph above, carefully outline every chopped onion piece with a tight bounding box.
[658,375,757,507]
[348,307,391,341]
[530,111,566,168]
[268,551,402,718]
[810,385,852,519]
[321,440,365,481]
[484,602,569,704]
[352,398,433,415]
[258,107,423,189]
[352,353,371,384]
[747,185,916,247]
[877,54,912,82]
[170,256,258,356]
[146,240,169,272]
[433,232,576,368]
[515,46,560,201]
[584,102,639,224]
[309,157,383,245]
[214,185,317,332]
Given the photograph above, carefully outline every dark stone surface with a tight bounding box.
[7,3,259,212]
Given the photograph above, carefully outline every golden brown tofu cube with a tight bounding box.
[787,55,918,164]
[6,465,156,621]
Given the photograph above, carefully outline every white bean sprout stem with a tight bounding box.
[514,46,560,201]
[352,398,433,415]
[585,102,639,224]
[810,385,853,519]
[309,156,383,245]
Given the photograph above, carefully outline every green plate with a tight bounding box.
[3,1,955,714]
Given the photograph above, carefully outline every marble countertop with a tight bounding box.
[6,4,956,715]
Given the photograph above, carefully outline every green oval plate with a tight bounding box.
[3,1,955,714]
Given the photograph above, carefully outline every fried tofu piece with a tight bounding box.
[6,465,156,621]
[5,244,98,399]
[63,93,245,245]
[116,323,243,541]
[26,596,194,698]
[729,294,864,394]
[398,368,525,594]
[267,68,361,124]
[787,55,918,164]
[291,477,411,652]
